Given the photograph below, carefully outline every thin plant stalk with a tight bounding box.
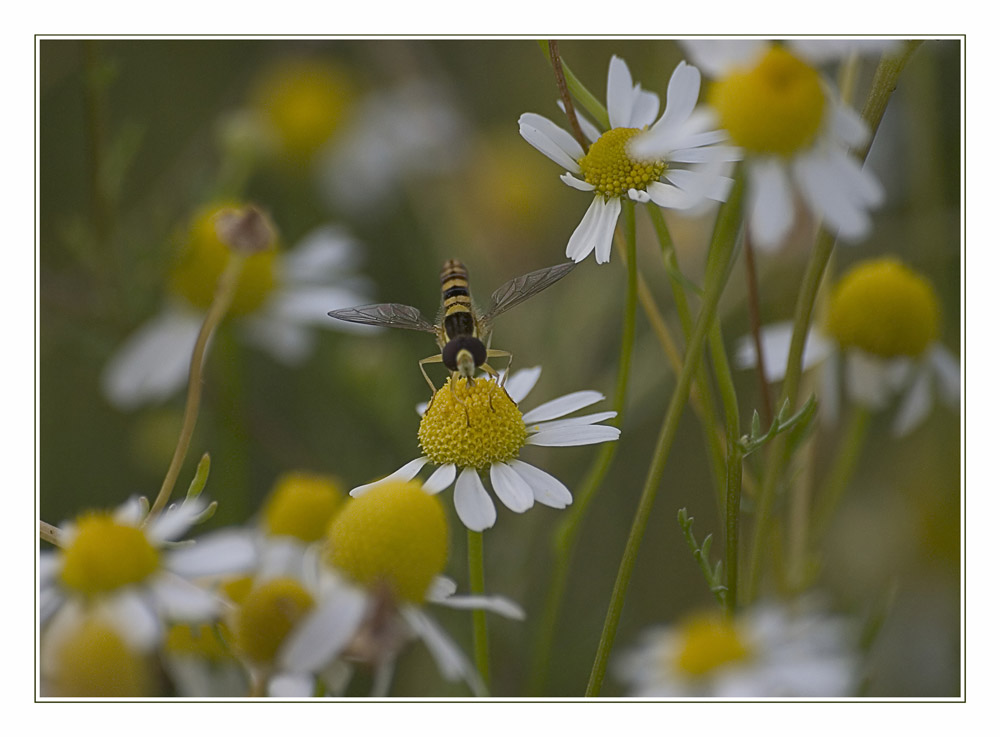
[810,405,872,542]
[585,172,745,696]
[467,529,490,690]
[146,254,246,520]
[527,199,638,694]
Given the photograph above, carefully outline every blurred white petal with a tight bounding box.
[454,468,496,531]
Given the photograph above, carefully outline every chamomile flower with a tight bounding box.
[736,257,960,435]
[616,598,860,697]
[40,496,256,655]
[101,205,372,411]
[519,55,735,264]
[350,366,620,532]
[681,39,889,251]
[274,480,523,696]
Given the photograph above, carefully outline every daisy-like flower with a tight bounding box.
[736,257,960,436]
[519,55,735,264]
[101,204,372,411]
[680,39,891,251]
[40,496,256,659]
[351,366,621,532]
[615,598,860,697]
[270,480,523,697]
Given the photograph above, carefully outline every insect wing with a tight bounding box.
[480,261,576,331]
[327,303,437,333]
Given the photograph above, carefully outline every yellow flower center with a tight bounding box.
[674,613,751,677]
[60,513,160,596]
[169,203,278,316]
[709,45,826,156]
[579,127,665,197]
[263,471,345,542]
[49,617,155,696]
[826,258,941,358]
[165,622,235,664]
[418,377,527,471]
[251,59,355,162]
[232,578,315,665]
[324,480,448,603]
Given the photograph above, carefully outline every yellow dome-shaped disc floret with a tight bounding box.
[826,258,941,358]
[674,613,751,677]
[324,480,448,604]
[418,377,527,471]
[169,203,278,316]
[251,58,355,162]
[579,127,666,198]
[262,471,345,542]
[48,617,156,696]
[232,578,315,665]
[709,45,826,157]
[60,513,160,596]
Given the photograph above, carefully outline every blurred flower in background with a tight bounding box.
[736,257,960,435]
[615,598,860,697]
[101,204,372,410]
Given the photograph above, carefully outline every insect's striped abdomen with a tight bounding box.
[440,259,476,339]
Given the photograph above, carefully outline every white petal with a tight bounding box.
[508,460,573,509]
[279,585,368,673]
[489,462,535,513]
[518,112,584,172]
[734,322,834,383]
[521,389,606,423]
[423,463,457,493]
[527,411,618,435]
[645,180,693,210]
[560,172,596,192]
[929,344,961,407]
[400,607,485,695]
[39,553,60,588]
[424,575,458,602]
[748,158,796,251]
[454,468,496,531]
[680,39,768,77]
[100,308,203,410]
[627,188,651,203]
[892,363,933,437]
[147,496,207,543]
[503,366,541,404]
[350,457,429,496]
[165,530,257,578]
[266,285,374,328]
[606,55,635,130]
[557,100,601,142]
[663,167,732,206]
[659,61,701,133]
[566,196,620,264]
[845,351,895,408]
[434,593,526,620]
[240,313,315,365]
[269,672,315,697]
[102,590,162,651]
[282,225,359,284]
[830,101,871,150]
[113,496,146,526]
[789,39,903,65]
[528,424,621,447]
[792,150,874,243]
[150,574,223,621]
[258,537,309,581]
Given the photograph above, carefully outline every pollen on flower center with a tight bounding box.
[709,45,826,156]
[263,471,345,542]
[169,203,278,316]
[60,513,160,596]
[418,377,528,470]
[579,127,665,197]
[674,613,751,677]
[232,578,315,665]
[325,480,448,603]
[826,258,941,358]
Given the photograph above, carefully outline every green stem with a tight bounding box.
[585,172,745,696]
[467,529,490,691]
[744,43,922,602]
[527,200,637,695]
[708,321,742,615]
[536,40,610,130]
[810,405,872,542]
[146,254,246,520]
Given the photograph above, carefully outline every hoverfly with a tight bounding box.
[327,259,575,394]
